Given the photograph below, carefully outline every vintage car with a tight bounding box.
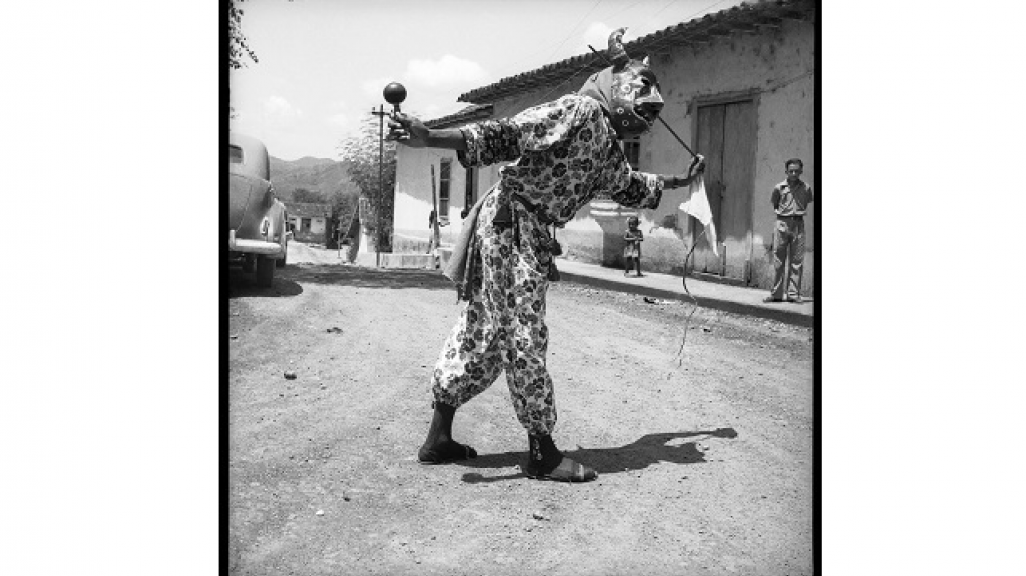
[229,132,288,286]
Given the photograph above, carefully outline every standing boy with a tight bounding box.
[623,215,644,277]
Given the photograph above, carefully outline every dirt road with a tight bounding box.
[228,241,814,575]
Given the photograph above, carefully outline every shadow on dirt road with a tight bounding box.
[285,264,454,291]
[227,265,304,299]
[227,263,455,299]
[458,428,738,484]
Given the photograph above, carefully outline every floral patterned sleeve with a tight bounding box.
[456,118,523,168]
[456,95,591,169]
[604,147,664,210]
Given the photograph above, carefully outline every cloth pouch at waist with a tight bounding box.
[442,184,497,300]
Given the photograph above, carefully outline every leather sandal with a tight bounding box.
[525,457,598,483]
[417,440,478,465]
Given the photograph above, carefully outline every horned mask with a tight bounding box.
[578,28,664,139]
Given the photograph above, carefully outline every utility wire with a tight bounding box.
[508,0,751,113]
[653,0,735,20]
[485,0,733,107]
[541,0,606,66]
[485,0,604,86]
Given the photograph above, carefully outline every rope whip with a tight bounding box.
[675,220,712,367]
[585,43,707,365]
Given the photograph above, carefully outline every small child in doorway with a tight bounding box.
[623,215,644,277]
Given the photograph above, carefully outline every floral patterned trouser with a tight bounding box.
[431,192,557,435]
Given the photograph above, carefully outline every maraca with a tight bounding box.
[383,82,407,114]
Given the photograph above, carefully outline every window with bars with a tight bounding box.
[439,159,451,222]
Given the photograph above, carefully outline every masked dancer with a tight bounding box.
[389,28,704,482]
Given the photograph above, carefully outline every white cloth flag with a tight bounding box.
[678,174,718,256]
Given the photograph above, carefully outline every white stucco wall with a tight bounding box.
[394,147,512,247]
[290,215,327,241]
[394,148,462,246]
[650,19,816,290]
[311,216,326,234]
[393,18,815,291]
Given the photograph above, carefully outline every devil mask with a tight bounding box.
[578,27,664,139]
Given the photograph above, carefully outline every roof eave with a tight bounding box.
[457,0,815,105]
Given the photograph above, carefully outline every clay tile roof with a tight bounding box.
[285,202,332,218]
[424,104,495,128]
[457,0,815,104]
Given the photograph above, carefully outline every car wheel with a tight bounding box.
[242,254,256,272]
[276,243,287,268]
[256,255,275,287]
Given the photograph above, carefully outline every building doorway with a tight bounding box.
[689,99,757,283]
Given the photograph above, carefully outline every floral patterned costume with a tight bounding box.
[431,94,664,435]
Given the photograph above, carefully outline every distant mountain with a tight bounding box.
[275,156,336,168]
[269,156,359,203]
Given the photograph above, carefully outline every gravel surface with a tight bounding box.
[228,241,814,575]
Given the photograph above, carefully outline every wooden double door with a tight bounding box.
[689,99,757,282]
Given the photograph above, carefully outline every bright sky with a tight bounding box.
[229,0,746,160]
